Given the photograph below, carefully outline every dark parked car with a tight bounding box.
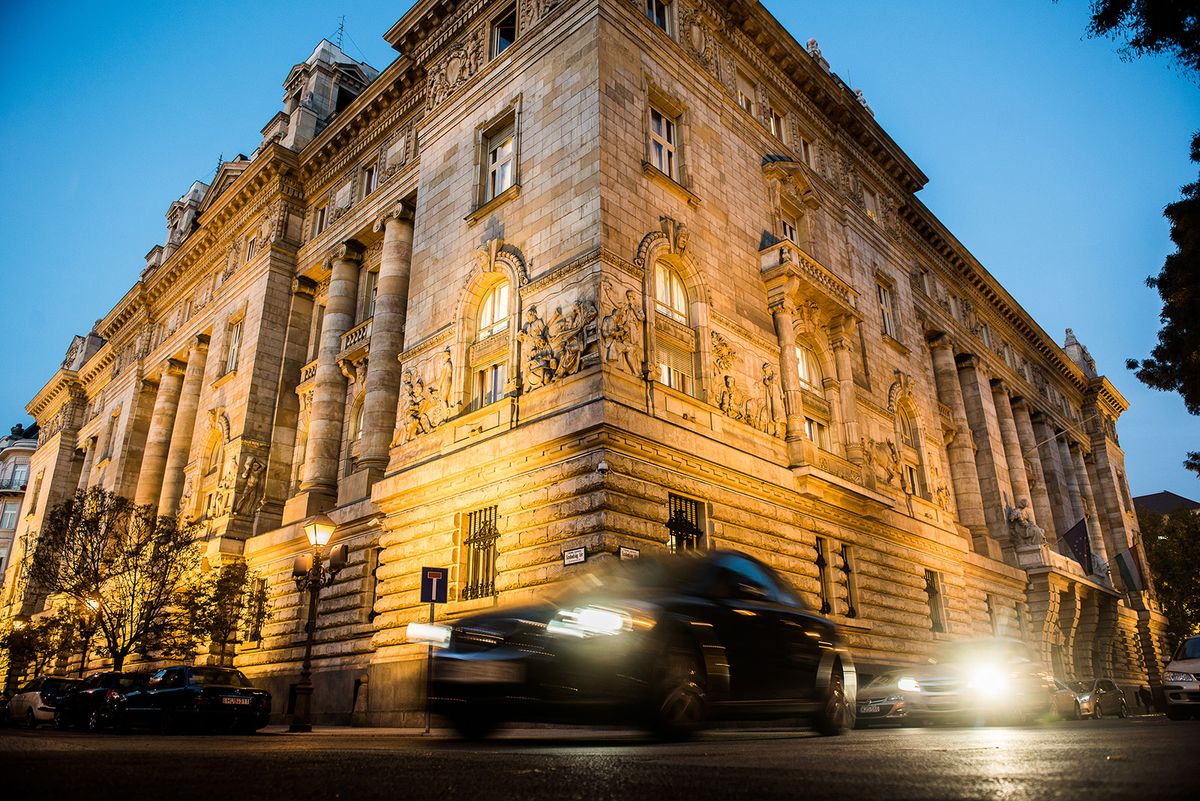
[412,550,857,739]
[119,666,271,733]
[6,676,81,728]
[55,671,149,731]
[1072,678,1128,719]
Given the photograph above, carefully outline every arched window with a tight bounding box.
[797,340,832,451]
[653,261,695,396]
[655,262,687,324]
[477,282,510,340]
[897,406,926,496]
[796,343,823,391]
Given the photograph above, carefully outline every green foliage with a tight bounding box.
[0,611,80,680]
[178,561,272,666]
[1139,509,1200,642]
[24,487,203,670]
[1126,133,1200,476]
[1084,0,1200,79]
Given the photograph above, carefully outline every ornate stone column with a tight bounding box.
[1057,437,1086,524]
[1011,396,1056,544]
[357,204,415,473]
[770,297,806,443]
[133,359,187,506]
[829,315,861,464]
[927,335,987,539]
[158,334,210,517]
[299,241,365,498]
[1030,412,1073,538]
[991,380,1033,517]
[1070,443,1108,568]
[956,354,1010,551]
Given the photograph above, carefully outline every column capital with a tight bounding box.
[926,331,954,352]
[162,358,187,378]
[326,239,365,267]
[828,314,857,349]
[955,352,980,371]
[190,332,211,351]
[989,377,1011,396]
[372,202,415,233]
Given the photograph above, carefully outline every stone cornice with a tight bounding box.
[26,369,84,420]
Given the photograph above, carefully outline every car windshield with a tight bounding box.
[1069,681,1090,693]
[189,668,253,688]
[1172,637,1200,661]
[41,679,81,694]
[864,673,900,692]
[552,555,705,604]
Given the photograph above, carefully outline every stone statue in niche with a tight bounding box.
[864,437,901,487]
[600,287,645,376]
[434,348,454,409]
[520,305,553,390]
[232,458,265,517]
[394,368,448,445]
[758,362,785,437]
[178,475,195,522]
[719,375,746,421]
[1006,498,1046,548]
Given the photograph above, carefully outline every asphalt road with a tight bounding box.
[0,716,1194,800]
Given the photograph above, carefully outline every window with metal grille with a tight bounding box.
[840,543,858,618]
[365,547,382,623]
[925,569,946,633]
[815,537,831,614]
[462,506,500,600]
[247,578,267,643]
[666,494,703,552]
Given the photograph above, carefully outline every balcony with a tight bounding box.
[340,318,372,353]
[299,359,319,385]
[337,317,373,383]
[759,240,858,321]
[0,477,28,491]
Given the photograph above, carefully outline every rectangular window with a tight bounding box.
[649,107,677,180]
[840,543,859,618]
[491,5,517,57]
[796,345,822,390]
[877,283,897,338]
[245,237,257,261]
[361,163,377,197]
[0,503,18,530]
[364,547,382,623]
[925,569,946,633]
[462,506,500,601]
[11,464,28,487]
[248,578,267,642]
[769,105,786,141]
[657,340,694,396]
[225,320,243,374]
[486,128,515,201]
[736,72,755,115]
[863,188,879,220]
[646,0,670,32]
[986,594,998,636]
[904,463,919,495]
[814,536,831,614]
[798,135,813,166]
[474,362,507,409]
[980,323,992,348]
[804,417,829,450]
[363,270,379,320]
[313,206,327,237]
[781,212,799,245]
[666,494,704,552]
[913,268,931,295]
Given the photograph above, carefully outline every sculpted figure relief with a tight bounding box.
[521,300,597,390]
[1006,498,1046,548]
[864,437,901,486]
[758,362,785,437]
[719,375,746,421]
[600,288,645,376]
[520,305,553,390]
[232,458,265,517]
[394,367,449,446]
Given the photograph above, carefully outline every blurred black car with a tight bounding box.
[55,671,149,731]
[413,550,856,739]
[119,666,271,733]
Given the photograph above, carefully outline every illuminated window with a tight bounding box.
[477,283,510,340]
[462,506,499,600]
[649,107,677,180]
[769,105,786,141]
[781,210,801,245]
[736,72,755,115]
[474,362,507,409]
[655,262,687,324]
[361,163,377,197]
[666,494,704,552]
[804,417,830,450]
[486,129,515,201]
[796,344,823,391]
[797,135,813,166]
[245,237,257,261]
[491,5,517,57]
[646,0,671,32]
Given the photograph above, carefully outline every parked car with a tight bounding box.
[54,671,149,731]
[5,676,82,728]
[1051,678,1087,719]
[1071,678,1127,719]
[856,670,919,728]
[1163,634,1200,720]
[410,550,856,740]
[898,638,1054,725]
[118,666,271,734]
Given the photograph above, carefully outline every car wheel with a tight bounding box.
[87,710,103,732]
[814,661,851,736]
[651,639,707,741]
[25,709,37,730]
[447,710,499,740]
[1073,702,1082,720]
[1118,700,1128,719]
[1094,703,1104,720]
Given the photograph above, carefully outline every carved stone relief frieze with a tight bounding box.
[520,297,598,391]
[678,3,718,72]
[711,330,785,438]
[599,280,645,377]
[425,25,484,111]
[518,0,564,31]
[863,436,901,488]
[393,359,453,446]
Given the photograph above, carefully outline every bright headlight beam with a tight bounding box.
[897,676,920,692]
[547,606,632,637]
[406,622,452,647]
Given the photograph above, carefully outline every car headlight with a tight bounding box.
[897,677,921,693]
[547,605,648,638]
[406,622,452,648]
[885,694,905,702]
[1164,670,1195,683]
[967,665,1009,695]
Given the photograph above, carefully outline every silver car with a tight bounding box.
[1163,635,1200,720]
[856,670,919,727]
[1052,678,1087,719]
[5,676,81,729]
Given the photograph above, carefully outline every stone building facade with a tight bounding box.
[1,0,1170,723]
[0,424,37,584]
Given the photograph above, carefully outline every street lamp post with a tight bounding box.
[288,513,347,733]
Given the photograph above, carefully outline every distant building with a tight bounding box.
[1,1,1171,722]
[1133,490,1200,517]
[0,423,38,583]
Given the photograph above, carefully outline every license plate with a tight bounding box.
[221,696,252,706]
[859,705,881,714]
[437,660,524,684]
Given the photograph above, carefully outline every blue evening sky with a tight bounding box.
[0,1,1196,497]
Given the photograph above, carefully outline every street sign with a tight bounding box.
[619,546,640,560]
[420,567,449,604]
[563,547,586,566]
